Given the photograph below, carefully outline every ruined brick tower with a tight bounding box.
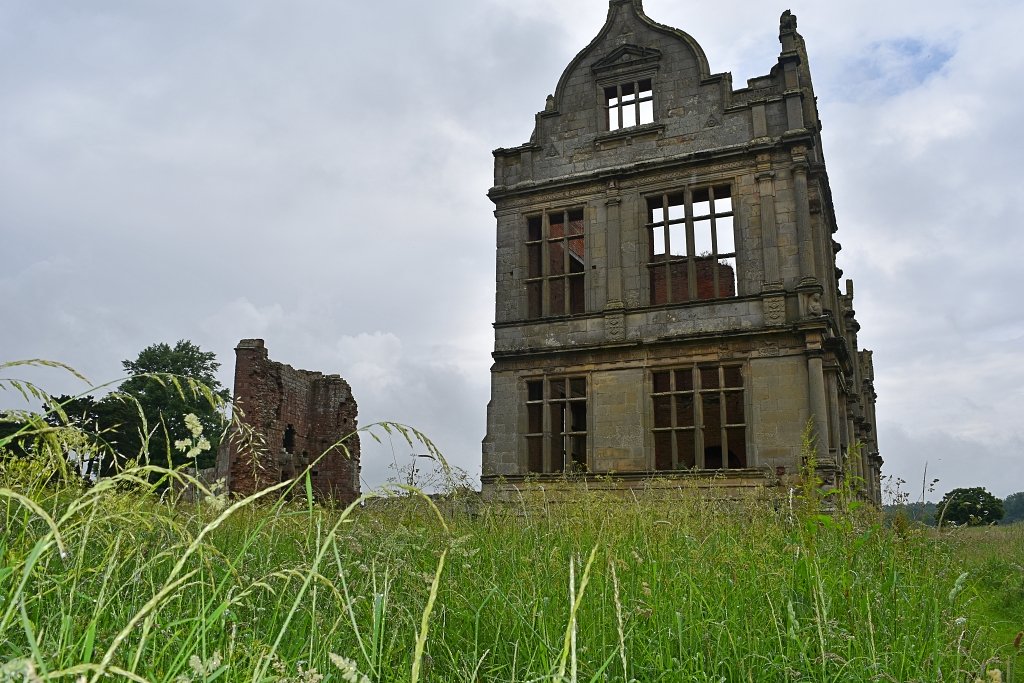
[482,1,882,501]
[219,339,360,503]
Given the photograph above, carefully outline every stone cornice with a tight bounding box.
[489,131,818,205]
[492,323,808,362]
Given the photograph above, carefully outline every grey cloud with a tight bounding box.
[2,0,1023,494]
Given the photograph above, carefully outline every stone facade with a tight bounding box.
[482,1,882,502]
[218,339,360,503]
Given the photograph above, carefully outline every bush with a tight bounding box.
[935,486,1004,526]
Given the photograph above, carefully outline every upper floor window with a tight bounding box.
[647,185,736,305]
[525,208,586,319]
[605,79,653,130]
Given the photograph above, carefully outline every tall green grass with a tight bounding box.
[1,362,1022,681]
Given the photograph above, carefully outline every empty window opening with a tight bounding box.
[652,365,746,470]
[283,424,296,454]
[605,79,654,131]
[525,208,586,319]
[525,377,587,473]
[648,185,736,304]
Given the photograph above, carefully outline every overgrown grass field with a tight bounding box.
[1,466,1022,683]
[1,359,1021,682]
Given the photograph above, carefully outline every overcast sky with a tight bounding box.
[2,0,1022,500]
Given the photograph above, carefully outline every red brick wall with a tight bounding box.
[225,339,360,504]
[650,259,736,304]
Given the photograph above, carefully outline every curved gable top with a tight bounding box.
[550,0,713,110]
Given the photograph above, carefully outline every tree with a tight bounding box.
[114,341,230,470]
[935,487,1005,526]
[47,394,130,478]
[0,412,34,458]
[1003,491,1024,524]
[45,341,230,476]
[113,340,230,471]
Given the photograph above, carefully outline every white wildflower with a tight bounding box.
[176,416,211,459]
[184,413,203,438]
[0,659,42,683]
[328,654,372,683]
[183,651,222,680]
[296,663,323,683]
[271,655,288,676]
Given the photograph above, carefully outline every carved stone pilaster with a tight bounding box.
[791,147,816,283]
[605,180,624,307]
[756,167,781,288]
[806,348,830,466]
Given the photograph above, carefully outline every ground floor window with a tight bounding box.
[525,376,587,473]
[651,365,746,470]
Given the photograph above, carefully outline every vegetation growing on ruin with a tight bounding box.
[1,362,1022,682]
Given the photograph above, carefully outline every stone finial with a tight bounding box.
[780,10,797,32]
[544,94,555,112]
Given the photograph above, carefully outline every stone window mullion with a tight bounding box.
[685,189,698,301]
[710,187,721,297]
[694,366,706,468]
[561,210,570,312]
[616,84,624,130]
[718,366,728,465]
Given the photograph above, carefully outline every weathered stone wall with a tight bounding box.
[225,339,359,503]
[747,353,810,472]
[483,1,881,503]
[591,367,646,471]
[482,333,814,481]
[482,472,783,504]
[493,155,811,333]
[493,5,787,187]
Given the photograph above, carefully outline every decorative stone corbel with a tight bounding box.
[762,292,787,327]
[796,279,824,319]
[605,307,626,341]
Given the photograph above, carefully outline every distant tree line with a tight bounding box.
[1,340,229,480]
[885,487,1024,526]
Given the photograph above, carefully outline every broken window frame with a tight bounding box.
[646,184,737,304]
[525,207,586,319]
[651,364,746,470]
[524,376,588,474]
[604,78,654,131]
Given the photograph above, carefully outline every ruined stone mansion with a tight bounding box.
[481,1,882,501]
